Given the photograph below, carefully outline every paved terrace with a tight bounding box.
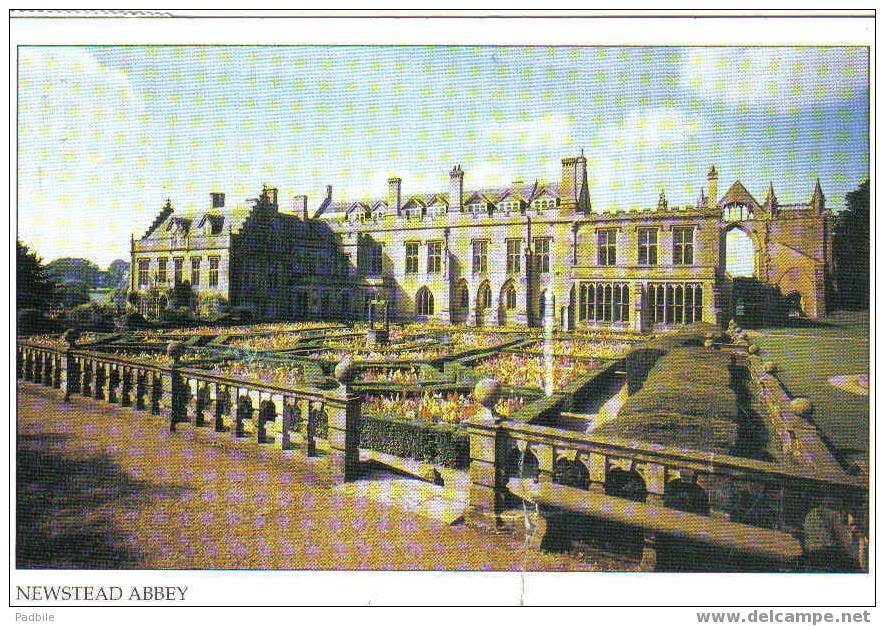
[16,384,628,571]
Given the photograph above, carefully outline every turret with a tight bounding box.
[707,165,719,209]
[763,182,778,217]
[811,178,825,213]
[657,188,668,211]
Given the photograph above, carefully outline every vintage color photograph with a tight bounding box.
[12,13,871,598]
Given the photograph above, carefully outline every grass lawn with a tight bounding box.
[748,311,870,467]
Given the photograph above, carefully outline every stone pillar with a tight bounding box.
[53,354,63,389]
[327,358,361,482]
[135,370,147,411]
[16,347,23,380]
[24,350,34,381]
[303,398,318,457]
[632,281,646,333]
[33,352,43,385]
[64,352,80,401]
[279,396,297,451]
[150,371,163,415]
[465,378,509,528]
[169,371,189,431]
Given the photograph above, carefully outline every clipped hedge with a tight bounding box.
[359,413,469,469]
[601,346,739,453]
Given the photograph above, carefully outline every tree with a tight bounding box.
[17,240,55,312]
[832,179,869,310]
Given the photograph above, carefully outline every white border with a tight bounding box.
[7,10,876,612]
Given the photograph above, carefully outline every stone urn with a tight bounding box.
[748,343,760,355]
[334,355,358,386]
[789,397,813,417]
[166,341,186,365]
[63,328,81,348]
[473,377,502,422]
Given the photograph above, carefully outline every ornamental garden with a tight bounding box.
[16,320,868,572]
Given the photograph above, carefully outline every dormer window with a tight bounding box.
[469,202,485,216]
[532,198,555,210]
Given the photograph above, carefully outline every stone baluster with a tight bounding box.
[195,381,211,427]
[135,370,148,411]
[32,351,43,385]
[94,362,106,401]
[167,342,188,432]
[214,383,228,432]
[24,350,34,381]
[150,371,163,415]
[303,398,318,457]
[16,347,23,380]
[121,368,133,407]
[63,330,81,401]
[107,365,120,404]
[81,360,92,397]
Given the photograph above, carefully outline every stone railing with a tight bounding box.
[463,377,867,566]
[16,338,361,482]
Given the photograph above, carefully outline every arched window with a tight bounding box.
[416,287,434,316]
[478,282,492,309]
[505,284,517,310]
[417,288,434,316]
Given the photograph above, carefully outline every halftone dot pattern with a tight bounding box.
[17,384,629,571]
[18,45,868,265]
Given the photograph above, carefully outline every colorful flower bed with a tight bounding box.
[448,332,510,352]
[472,353,601,390]
[227,332,308,351]
[363,391,527,425]
[358,368,422,385]
[306,349,450,363]
[524,339,631,360]
[111,351,204,367]
[24,333,103,349]
[204,362,307,388]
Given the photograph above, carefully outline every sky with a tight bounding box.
[18,45,869,267]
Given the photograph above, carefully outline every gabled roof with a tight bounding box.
[401,196,428,210]
[717,180,761,210]
[426,193,449,207]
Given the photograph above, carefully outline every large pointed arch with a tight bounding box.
[416,286,434,318]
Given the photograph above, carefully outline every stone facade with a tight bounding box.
[131,155,833,328]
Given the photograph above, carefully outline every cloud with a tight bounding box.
[587,107,704,211]
[18,48,149,265]
[679,47,868,108]
[483,112,573,149]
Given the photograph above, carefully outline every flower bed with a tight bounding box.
[362,391,527,425]
[305,348,450,363]
[358,368,423,385]
[227,332,308,351]
[109,351,205,367]
[23,333,103,349]
[472,353,602,391]
[202,361,309,388]
[523,339,631,360]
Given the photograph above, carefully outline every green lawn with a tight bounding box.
[748,311,870,467]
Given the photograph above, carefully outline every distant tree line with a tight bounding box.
[832,179,869,311]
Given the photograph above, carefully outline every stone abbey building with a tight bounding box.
[130,154,833,330]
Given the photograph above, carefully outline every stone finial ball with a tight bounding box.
[763,360,777,374]
[790,397,813,417]
[473,377,501,409]
[747,343,760,354]
[63,328,81,346]
[334,355,357,384]
[166,341,186,361]
[703,339,715,348]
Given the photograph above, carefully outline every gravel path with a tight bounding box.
[16,384,623,571]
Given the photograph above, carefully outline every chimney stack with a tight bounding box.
[293,194,308,220]
[388,177,402,215]
[210,192,225,209]
[559,151,589,213]
[449,165,464,213]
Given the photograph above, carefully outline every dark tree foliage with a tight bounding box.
[833,179,870,310]
[17,240,55,311]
